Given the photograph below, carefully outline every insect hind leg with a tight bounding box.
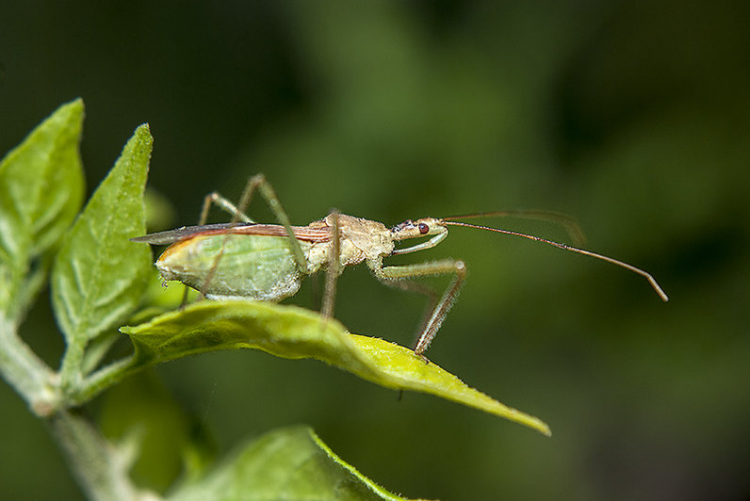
[199,174,311,301]
[235,174,309,274]
[181,190,255,306]
[199,192,255,225]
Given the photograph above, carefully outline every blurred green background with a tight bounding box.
[2,1,749,500]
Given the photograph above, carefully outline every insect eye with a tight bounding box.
[418,222,429,234]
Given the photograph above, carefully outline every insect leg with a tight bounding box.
[181,194,254,306]
[193,192,255,300]
[374,277,440,339]
[371,259,467,359]
[321,209,340,319]
[191,191,255,302]
[199,192,255,225]
[199,174,310,298]
[233,174,310,274]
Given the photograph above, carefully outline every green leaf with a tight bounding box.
[169,426,426,501]
[52,125,153,385]
[122,301,551,435]
[0,99,85,317]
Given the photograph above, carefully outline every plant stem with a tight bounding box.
[0,312,59,415]
[48,409,151,501]
[1,314,152,500]
[70,354,142,407]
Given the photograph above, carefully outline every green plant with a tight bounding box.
[0,100,549,501]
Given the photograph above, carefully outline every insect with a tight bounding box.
[133,174,669,359]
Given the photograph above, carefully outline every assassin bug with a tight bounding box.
[133,175,669,358]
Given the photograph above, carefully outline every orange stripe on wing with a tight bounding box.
[187,224,332,243]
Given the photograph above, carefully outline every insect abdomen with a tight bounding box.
[156,234,309,301]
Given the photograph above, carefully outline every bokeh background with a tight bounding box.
[2,1,749,500]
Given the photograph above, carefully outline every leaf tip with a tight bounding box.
[69,96,84,109]
[133,123,153,145]
[58,98,85,122]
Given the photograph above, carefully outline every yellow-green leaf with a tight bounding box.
[122,301,551,435]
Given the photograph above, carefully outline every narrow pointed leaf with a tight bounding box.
[52,125,153,346]
[169,426,427,501]
[122,301,550,435]
[0,99,85,316]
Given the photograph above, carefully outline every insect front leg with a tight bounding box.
[371,258,467,359]
[374,276,441,339]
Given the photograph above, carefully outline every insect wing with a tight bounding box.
[132,222,331,246]
[131,222,259,245]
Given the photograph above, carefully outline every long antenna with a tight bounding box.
[442,220,669,302]
[442,210,588,246]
